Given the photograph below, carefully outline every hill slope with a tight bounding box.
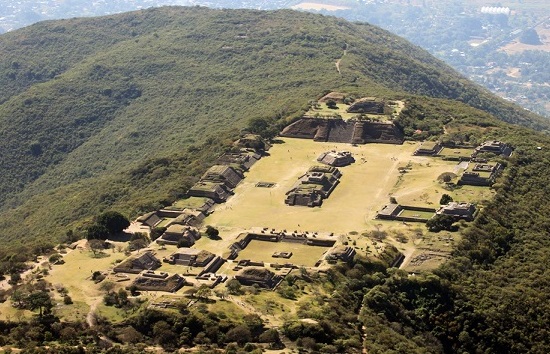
[0,6,548,246]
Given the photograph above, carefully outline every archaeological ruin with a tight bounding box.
[163,248,215,267]
[280,118,404,145]
[377,204,436,222]
[459,162,503,186]
[325,246,357,263]
[436,202,476,221]
[414,141,443,156]
[234,267,283,289]
[129,271,186,293]
[317,150,355,167]
[346,99,385,114]
[285,166,341,207]
[157,225,201,247]
[113,251,162,274]
[473,140,512,157]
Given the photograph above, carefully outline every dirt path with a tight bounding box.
[335,43,348,74]
[86,297,102,327]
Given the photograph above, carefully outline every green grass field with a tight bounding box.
[399,209,435,219]
[390,158,462,206]
[156,218,174,228]
[439,147,474,159]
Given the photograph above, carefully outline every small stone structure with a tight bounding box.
[187,147,264,203]
[319,92,346,103]
[272,251,293,259]
[233,134,268,151]
[414,141,443,156]
[201,165,243,189]
[216,150,261,171]
[157,225,201,246]
[285,189,324,207]
[114,251,162,274]
[234,267,283,289]
[256,182,276,188]
[129,271,186,293]
[325,246,356,262]
[473,140,512,157]
[163,197,215,215]
[317,150,355,167]
[436,202,476,221]
[377,204,436,222]
[163,248,215,267]
[285,166,341,207]
[346,98,385,114]
[459,162,503,186]
[187,181,232,203]
[136,211,162,228]
[170,208,205,227]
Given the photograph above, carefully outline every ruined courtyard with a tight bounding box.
[205,137,420,233]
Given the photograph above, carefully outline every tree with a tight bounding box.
[426,214,455,232]
[97,211,130,235]
[63,295,73,305]
[259,328,281,346]
[326,99,338,109]
[519,29,542,45]
[150,227,166,241]
[439,194,453,205]
[88,239,106,256]
[195,285,212,300]
[27,291,53,317]
[153,321,177,350]
[129,237,148,251]
[86,224,109,240]
[226,279,242,295]
[204,225,220,240]
[226,325,252,345]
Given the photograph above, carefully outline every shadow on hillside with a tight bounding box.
[108,232,133,242]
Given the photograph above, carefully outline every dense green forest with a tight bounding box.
[1,6,550,353]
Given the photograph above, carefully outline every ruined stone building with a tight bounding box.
[164,248,215,267]
[325,246,356,262]
[285,166,341,207]
[473,140,512,157]
[157,225,201,246]
[280,118,404,145]
[459,162,503,186]
[201,165,243,189]
[216,150,261,171]
[414,141,443,156]
[187,181,232,203]
[234,267,283,289]
[113,251,162,274]
[436,202,476,221]
[317,150,355,167]
[346,99,385,114]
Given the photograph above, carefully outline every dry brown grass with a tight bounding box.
[205,138,421,235]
